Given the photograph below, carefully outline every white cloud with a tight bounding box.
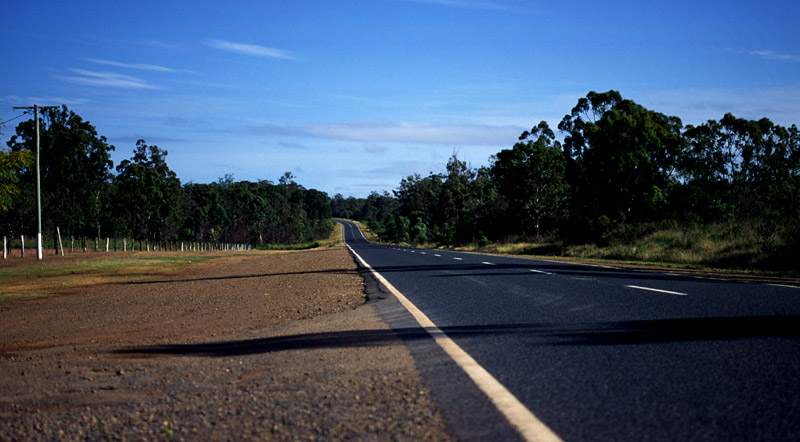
[243,121,522,146]
[204,39,297,61]
[747,50,800,62]
[305,122,521,146]
[278,141,309,150]
[365,144,387,154]
[81,58,177,72]
[57,69,162,90]
[631,87,800,127]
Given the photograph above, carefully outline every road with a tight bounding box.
[339,220,800,441]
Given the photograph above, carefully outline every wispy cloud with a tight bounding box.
[365,144,387,154]
[81,58,177,72]
[632,87,800,127]
[246,121,522,146]
[401,0,507,10]
[747,50,800,62]
[278,141,309,150]
[57,69,162,90]
[307,122,520,145]
[204,39,297,61]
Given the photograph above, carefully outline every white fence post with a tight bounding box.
[20,235,25,258]
[3,236,6,259]
[56,227,64,256]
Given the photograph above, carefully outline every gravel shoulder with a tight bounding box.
[0,247,453,440]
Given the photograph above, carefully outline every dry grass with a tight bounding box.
[0,252,244,304]
[1,224,351,304]
[440,222,797,277]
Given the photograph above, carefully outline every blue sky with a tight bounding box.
[2,0,799,197]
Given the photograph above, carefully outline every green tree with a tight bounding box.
[7,106,115,237]
[559,91,686,235]
[0,149,33,213]
[683,115,800,224]
[491,121,569,236]
[411,217,428,245]
[114,140,182,240]
[395,172,443,239]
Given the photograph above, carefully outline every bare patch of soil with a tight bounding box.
[0,248,452,440]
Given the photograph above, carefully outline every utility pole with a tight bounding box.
[12,104,59,260]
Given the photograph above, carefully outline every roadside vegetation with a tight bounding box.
[0,223,348,305]
[3,92,797,274]
[333,90,799,275]
[458,222,797,274]
[1,107,333,250]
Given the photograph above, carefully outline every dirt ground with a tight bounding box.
[0,247,453,440]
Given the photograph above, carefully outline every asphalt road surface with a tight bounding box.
[339,220,800,442]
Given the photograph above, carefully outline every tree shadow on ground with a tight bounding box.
[114,315,800,358]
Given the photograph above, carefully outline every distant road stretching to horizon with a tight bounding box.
[339,220,800,441]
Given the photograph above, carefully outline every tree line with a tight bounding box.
[333,90,799,260]
[1,106,333,247]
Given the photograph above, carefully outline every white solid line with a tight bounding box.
[343,230,562,442]
[626,285,687,296]
[530,269,553,275]
[585,263,617,269]
[768,283,799,289]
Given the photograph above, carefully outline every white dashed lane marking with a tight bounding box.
[626,285,687,296]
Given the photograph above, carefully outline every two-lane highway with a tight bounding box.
[339,220,800,441]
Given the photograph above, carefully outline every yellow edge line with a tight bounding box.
[344,238,562,442]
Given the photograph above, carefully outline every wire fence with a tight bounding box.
[2,233,250,260]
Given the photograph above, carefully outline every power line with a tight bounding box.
[1,112,29,125]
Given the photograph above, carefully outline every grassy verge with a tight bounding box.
[457,223,799,278]
[357,221,798,281]
[0,252,224,304]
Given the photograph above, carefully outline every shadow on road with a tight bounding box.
[115,315,800,358]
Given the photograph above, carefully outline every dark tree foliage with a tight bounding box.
[5,110,335,246]
[344,154,501,245]
[5,106,115,238]
[113,140,182,240]
[559,91,686,236]
[491,121,569,236]
[180,176,333,245]
[345,90,798,253]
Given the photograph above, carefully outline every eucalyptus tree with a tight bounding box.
[491,121,569,237]
[6,106,115,238]
[113,140,182,241]
[559,91,686,235]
